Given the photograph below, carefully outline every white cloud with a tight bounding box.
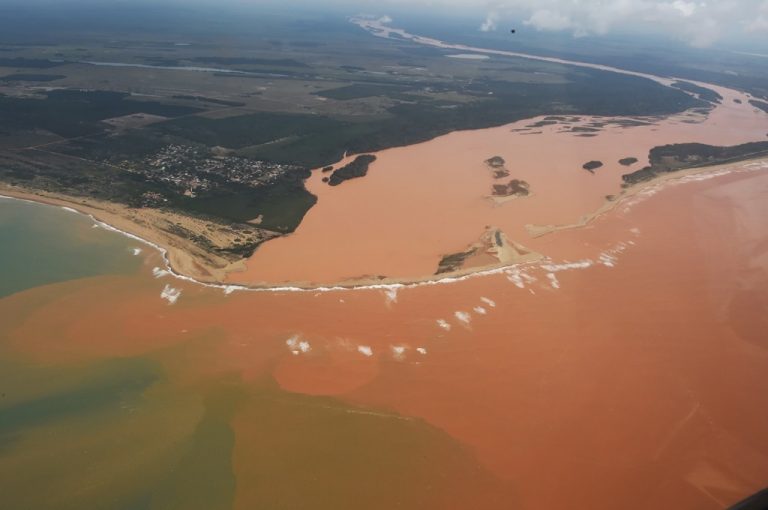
[525,9,573,31]
[358,0,767,47]
[480,11,499,31]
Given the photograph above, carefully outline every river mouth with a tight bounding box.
[224,19,768,288]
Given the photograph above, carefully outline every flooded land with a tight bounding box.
[237,65,767,286]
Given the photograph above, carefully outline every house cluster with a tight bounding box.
[121,144,299,197]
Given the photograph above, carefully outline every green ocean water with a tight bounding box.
[0,197,142,298]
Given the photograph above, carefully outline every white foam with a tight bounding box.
[437,319,452,331]
[546,273,560,289]
[152,267,170,278]
[473,306,487,315]
[160,284,181,304]
[599,253,617,267]
[223,285,239,295]
[480,297,496,307]
[454,311,471,324]
[384,287,398,304]
[131,247,142,256]
[358,345,374,357]
[541,260,593,272]
[391,345,407,360]
[506,270,525,288]
[60,206,78,213]
[286,335,311,355]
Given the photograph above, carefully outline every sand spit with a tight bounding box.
[4,157,768,294]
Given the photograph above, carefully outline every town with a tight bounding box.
[118,144,302,198]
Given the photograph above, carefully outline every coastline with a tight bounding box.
[4,155,766,293]
[0,184,256,284]
[524,156,768,238]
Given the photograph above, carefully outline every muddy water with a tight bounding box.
[237,72,767,285]
[1,162,767,509]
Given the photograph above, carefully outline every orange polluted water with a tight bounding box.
[235,81,767,286]
[2,164,768,509]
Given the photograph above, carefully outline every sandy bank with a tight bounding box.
[0,184,267,283]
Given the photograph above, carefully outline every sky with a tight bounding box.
[341,0,768,48]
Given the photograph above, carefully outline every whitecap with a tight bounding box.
[358,345,374,357]
[152,267,170,278]
[454,311,471,324]
[160,284,181,304]
[436,319,451,331]
[541,260,593,272]
[391,345,406,360]
[480,297,496,307]
[546,273,560,289]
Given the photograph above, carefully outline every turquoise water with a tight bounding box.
[0,197,142,298]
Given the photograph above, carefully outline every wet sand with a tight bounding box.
[2,164,767,509]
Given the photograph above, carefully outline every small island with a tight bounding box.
[619,157,638,166]
[582,160,603,173]
[321,165,334,173]
[328,155,377,186]
[485,156,505,168]
[484,156,510,178]
[492,179,530,197]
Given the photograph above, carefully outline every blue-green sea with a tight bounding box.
[0,197,142,298]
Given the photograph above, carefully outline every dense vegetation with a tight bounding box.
[750,100,768,114]
[582,160,603,172]
[671,81,723,104]
[619,157,638,166]
[0,90,200,138]
[622,142,768,185]
[328,155,376,186]
[0,74,66,82]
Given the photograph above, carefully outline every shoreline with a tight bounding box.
[4,155,766,293]
[0,184,250,284]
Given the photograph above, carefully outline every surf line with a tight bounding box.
[3,161,765,295]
